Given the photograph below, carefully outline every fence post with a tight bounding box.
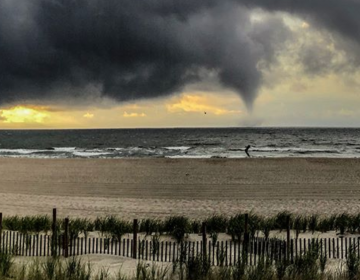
[0,213,2,251]
[133,219,138,259]
[286,216,291,261]
[202,222,207,256]
[202,222,207,266]
[52,208,57,256]
[64,218,69,258]
[244,214,249,263]
[244,213,249,243]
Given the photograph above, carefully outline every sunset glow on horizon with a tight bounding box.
[0,106,49,124]
[0,92,246,128]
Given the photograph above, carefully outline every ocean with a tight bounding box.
[0,128,359,159]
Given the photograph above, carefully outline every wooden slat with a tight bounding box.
[12,232,16,254]
[100,238,103,254]
[160,241,164,262]
[40,235,42,256]
[95,238,98,254]
[211,242,214,265]
[229,241,232,266]
[173,242,176,262]
[345,238,348,259]
[6,231,9,254]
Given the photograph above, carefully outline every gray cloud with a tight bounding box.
[0,0,291,108]
[299,43,336,75]
[0,0,359,109]
[242,0,360,72]
[241,0,360,41]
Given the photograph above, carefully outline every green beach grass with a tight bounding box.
[3,212,360,240]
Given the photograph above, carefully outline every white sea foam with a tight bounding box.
[53,147,76,152]
[166,155,212,159]
[0,149,46,154]
[164,146,191,151]
[250,147,340,153]
[72,151,113,157]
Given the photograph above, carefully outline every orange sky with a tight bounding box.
[0,92,245,129]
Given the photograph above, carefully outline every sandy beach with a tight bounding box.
[1,157,360,219]
[2,157,360,277]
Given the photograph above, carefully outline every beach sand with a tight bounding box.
[1,157,360,219]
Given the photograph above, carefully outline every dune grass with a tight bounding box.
[3,211,360,243]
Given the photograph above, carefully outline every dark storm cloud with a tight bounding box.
[0,0,291,108]
[0,0,359,108]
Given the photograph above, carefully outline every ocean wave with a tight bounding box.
[72,151,113,157]
[293,150,340,154]
[53,147,77,152]
[164,146,191,151]
[0,145,354,159]
[191,142,220,146]
[247,147,341,154]
[166,155,212,159]
[0,149,48,154]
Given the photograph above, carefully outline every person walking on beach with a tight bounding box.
[245,145,251,157]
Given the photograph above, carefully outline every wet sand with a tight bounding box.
[1,158,360,218]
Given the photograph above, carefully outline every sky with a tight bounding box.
[1,0,360,128]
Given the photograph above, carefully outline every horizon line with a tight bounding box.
[1,125,360,131]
